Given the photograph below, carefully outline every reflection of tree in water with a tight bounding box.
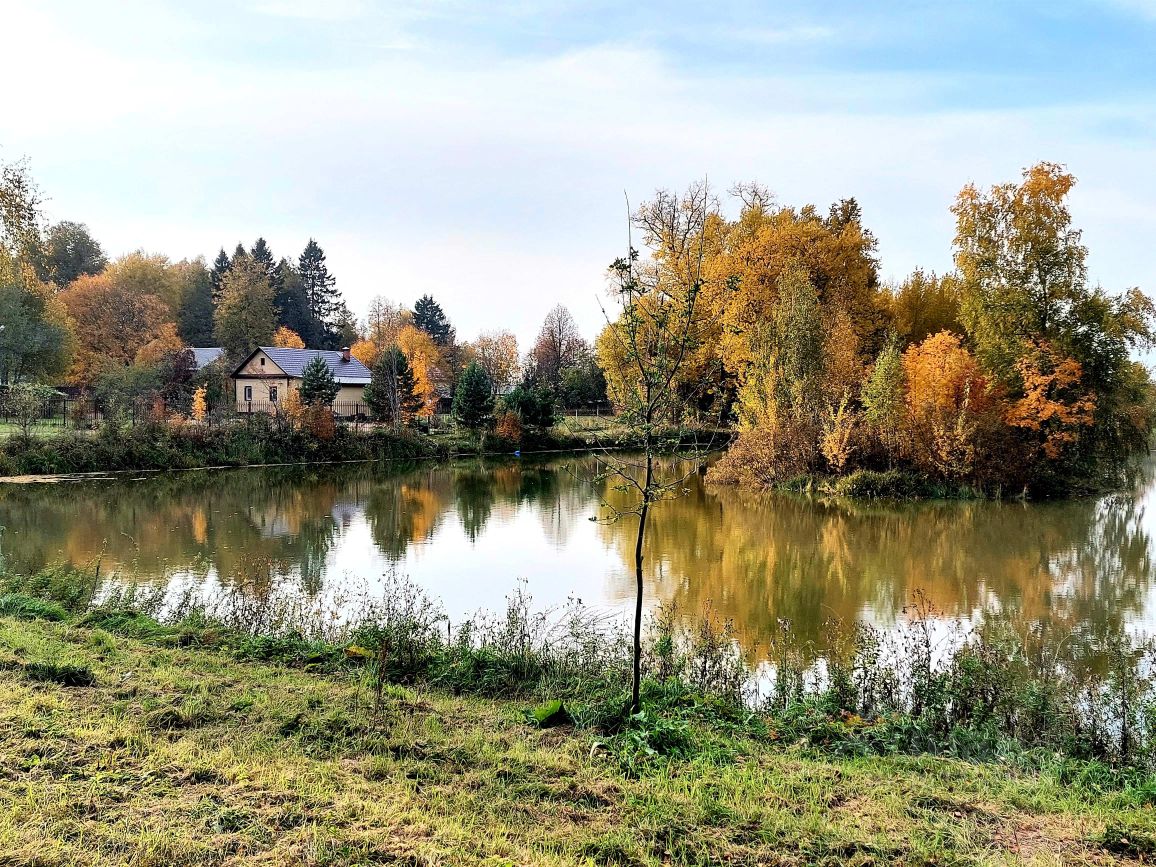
[0,465,405,593]
[453,465,496,542]
[6,454,1154,672]
[363,466,449,559]
[596,460,1156,666]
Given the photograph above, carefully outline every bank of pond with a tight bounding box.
[3,561,1156,864]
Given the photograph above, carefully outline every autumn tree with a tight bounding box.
[213,257,276,363]
[531,305,586,391]
[105,253,184,316]
[467,330,519,396]
[60,273,168,383]
[901,331,998,481]
[1005,341,1096,461]
[364,346,420,426]
[953,162,1089,378]
[889,269,962,345]
[601,182,720,713]
[273,326,305,349]
[0,157,44,272]
[397,324,444,417]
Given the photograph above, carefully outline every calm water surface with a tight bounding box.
[2,455,1153,662]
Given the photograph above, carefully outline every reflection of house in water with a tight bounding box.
[249,506,298,539]
[331,500,362,531]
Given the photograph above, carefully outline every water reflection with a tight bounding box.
[1,456,1152,663]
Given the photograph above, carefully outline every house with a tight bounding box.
[231,347,372,413]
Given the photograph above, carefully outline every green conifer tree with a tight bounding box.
[300,355,339,406]
[452,361,494,431]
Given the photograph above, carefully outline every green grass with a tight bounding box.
[2,613,1155,865]
[0,420,75,440]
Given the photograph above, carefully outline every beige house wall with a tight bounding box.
[233,372,368,412]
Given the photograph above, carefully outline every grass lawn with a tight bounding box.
[0,420,75,439]
[2,615,1154,866]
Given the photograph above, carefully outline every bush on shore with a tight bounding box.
[0,416,439,476]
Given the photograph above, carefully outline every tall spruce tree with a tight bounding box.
[452,362,494,431]
[299,239,340,347]
[250,238,283,294]
[209,248,231,305]
[273,257,315,345]
[413,294,454,346]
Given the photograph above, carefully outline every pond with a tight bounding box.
[1,454,1153,664]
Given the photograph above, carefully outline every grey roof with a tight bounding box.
[255,347,372,384]
[191,347,225,370]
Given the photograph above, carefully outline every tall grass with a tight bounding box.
[5,563,1156,779]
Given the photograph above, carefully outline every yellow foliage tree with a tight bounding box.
[191,385,208,422]
[350,338,378,367]
[901,331,997,479]
[396,324,444,417]
[273,326,305,349]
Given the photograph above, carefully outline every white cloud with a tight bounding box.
[1,2,1153,348]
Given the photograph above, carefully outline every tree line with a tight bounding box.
[597,164,1155,496]
[0,155,608,423]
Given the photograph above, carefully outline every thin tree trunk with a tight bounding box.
[631,448,654,714]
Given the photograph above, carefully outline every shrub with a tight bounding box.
[494,411,522,444]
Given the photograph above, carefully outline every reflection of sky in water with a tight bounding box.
[3,455,1155,663]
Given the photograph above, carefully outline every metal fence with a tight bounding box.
[0,396,377,432]
[1,393,620,435]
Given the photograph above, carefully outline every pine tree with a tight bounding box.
[299,356,339,406]
[364,346,421,426]
[176,261,215,346]
[299,239,340,345]
[272,258,316,345]
[413,294,454,346]
[209,248,231,305]
[250,238,283,294]
[452,362,494,431]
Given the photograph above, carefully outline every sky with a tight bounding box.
[1,0,1154,348]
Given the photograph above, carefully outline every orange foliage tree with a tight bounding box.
[350,338,378,367]
[1005,342,1096,460]
[60,273,168,383]
[901,331,999,480]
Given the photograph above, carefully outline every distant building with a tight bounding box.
[190,347,225,372]
[230,346,371,413]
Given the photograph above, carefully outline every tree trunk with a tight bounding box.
[630,449,654,714]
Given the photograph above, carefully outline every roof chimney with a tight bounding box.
[341,346,351,363]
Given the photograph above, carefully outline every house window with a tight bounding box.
[269,387,278,402]
[244,386,253,401]
[260,357,265,367]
